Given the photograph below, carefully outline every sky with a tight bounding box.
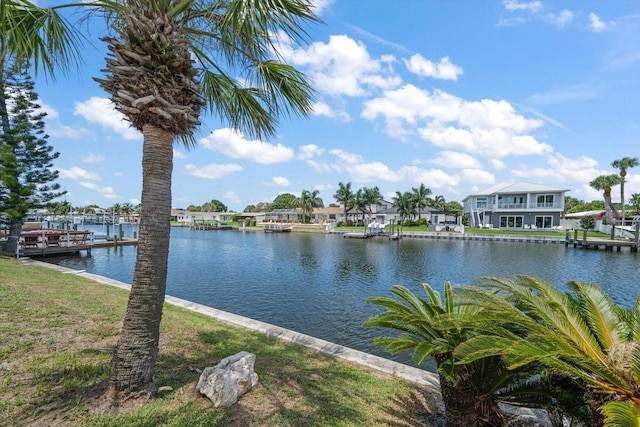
[32,0,640,211]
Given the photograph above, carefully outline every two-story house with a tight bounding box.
[463,182,568,229]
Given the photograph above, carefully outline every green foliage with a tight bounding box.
[579,215,595,230]
[270,193,299,210]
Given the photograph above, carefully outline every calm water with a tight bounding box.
[46,227,640,370]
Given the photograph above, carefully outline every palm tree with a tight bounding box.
[630,193,640,215]
[455,275,640,427]
[411,183,431,222]
[0,1,83,78]
[363,186,383,223]
[352,189,368,225]
[391,191,415,223]
[430,194,447,210]
[299,189,323,223]
[365,283,506,426]
[333,181,354,225]
[93,0,319,403]
[589,174,622,224]
[612,157,639,222]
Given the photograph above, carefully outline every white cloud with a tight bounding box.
[551,10,574,28]
[280,34,401,97]
[510,154,606,197]
[272,176,291,186]
[200,128,294,164]
[588,12,610,32]
[503,0,543,13]
[79,182,117,199]
[328,148,459,189]
[313,184,333,192]
[224,191,241,205]
[298,144,325,160]
[490,159,506,170]
[39,102,59,119]
[173,150,186,159]
[362,84,550,156]
[306,159,332,173]
[526,82,603,105]
[130,198,141,206]
[404,55,463,81]
[81,154,104,163]
[58,166,100,181]
[312,101,351,122]
[429,151,482,169]
[460,169,495,185]
[74,97,141,141]
[184,163,243,179]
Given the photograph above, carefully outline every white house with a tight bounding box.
[463,182,568,229]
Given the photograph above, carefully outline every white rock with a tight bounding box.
[196,351,259,407]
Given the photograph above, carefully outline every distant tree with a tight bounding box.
[563,196,582,216]
[186,204,200,212]
[429,195,447,210]
[411,183,432,221]
[612,157,638,222]
[299,189,323,223]
[333,181,354,224]
[444,201,463,215]
[271,193,299,210]
[328,203,338,208]
[363,186,382,222]
[630,193,640,215]
[255,202,272,212]
[352,189,368,224]
[47,200,72,216]
[202,199,227,212]
[589,174,622,224]
[580,215,595,230]
[392,191,415,223]
[243,204,257,212]
[0,61,64,254]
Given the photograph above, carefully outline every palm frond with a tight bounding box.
[602,401,640,427]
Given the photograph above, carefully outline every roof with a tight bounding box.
[564,210,605,218]
[463,182,570,201]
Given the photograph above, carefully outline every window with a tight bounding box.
[476,197,488,209]
[499,216,524,228]
[535,216,553,228]
[536,194,555,208]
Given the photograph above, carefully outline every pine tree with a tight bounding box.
[0,59,64,254]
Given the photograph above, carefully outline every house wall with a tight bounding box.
[490,211,562,228]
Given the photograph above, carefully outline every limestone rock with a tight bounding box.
[196,351,259,407]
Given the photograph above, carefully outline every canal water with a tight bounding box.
[46,226,640,370]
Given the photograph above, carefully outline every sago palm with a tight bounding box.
[91,0,319,403]
[455,275,640,427]
[365,282,507,427]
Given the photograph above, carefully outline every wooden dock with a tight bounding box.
[264,223,293,233]
[17,230,138,258]
[565,229,638,252]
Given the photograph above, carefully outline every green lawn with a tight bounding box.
[0,257,436,426]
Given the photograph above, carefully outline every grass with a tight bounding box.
[0,257,438,426]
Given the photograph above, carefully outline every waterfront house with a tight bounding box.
[171,209,234,224]
[264,208,303,223]
[463,182,568,229]
[311,207,346,224]
[375,206,459,226]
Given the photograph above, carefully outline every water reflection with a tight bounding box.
[47,227,640,370]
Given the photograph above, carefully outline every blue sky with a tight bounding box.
[34,0,640,211]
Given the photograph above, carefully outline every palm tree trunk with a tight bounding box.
[108,124,173,401]
[1,220,22,255]
[436,355,505,427]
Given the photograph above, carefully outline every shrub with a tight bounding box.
[579,215,595,230]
